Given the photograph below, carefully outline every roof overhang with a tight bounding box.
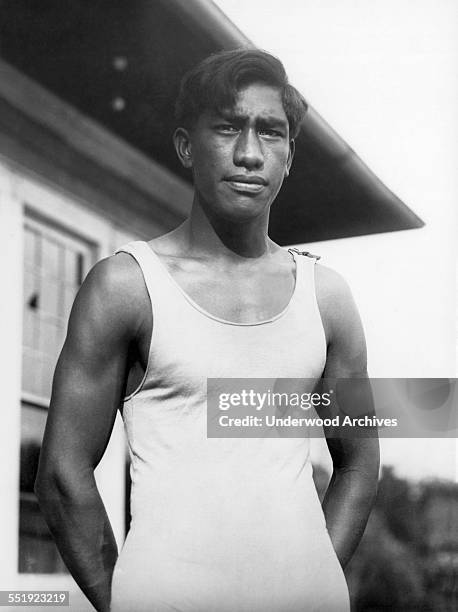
[0,0,424,243]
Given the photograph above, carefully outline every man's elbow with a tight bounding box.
[34,465,60,504]
[35,460,94,507]
[333,440,380,491]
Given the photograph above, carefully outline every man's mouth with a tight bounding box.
[224,175,268,194]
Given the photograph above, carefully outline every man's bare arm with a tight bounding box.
[35,254,146,611]
[316,265,380,569]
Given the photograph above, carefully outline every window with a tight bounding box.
[22,219,92,402]
[19,215,95,573]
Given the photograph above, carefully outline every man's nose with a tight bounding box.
[233,128,264,170]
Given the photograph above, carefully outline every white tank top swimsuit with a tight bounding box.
[110,240,350,612]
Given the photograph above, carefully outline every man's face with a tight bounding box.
[177,82,294,222]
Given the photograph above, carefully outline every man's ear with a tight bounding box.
[173,127,193,169]
[285,139,295,178]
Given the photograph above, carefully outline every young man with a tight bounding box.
[36,49,379,611]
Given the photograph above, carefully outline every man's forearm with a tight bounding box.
[322,466,378,569]
[36,475,118,612]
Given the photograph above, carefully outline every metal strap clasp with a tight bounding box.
[288,247,321,261]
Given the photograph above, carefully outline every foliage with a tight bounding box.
[316,463,457,611]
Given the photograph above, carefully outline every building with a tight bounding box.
[0,1,424,608]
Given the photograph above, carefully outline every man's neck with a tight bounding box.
[181,198,277,261]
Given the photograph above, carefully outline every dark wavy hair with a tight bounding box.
[175,48,308,138]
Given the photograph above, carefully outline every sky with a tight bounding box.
[214,0,457,482]
[214,0,457,225]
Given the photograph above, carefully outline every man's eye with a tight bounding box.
[217,124,238,133]
[259,129,281,137]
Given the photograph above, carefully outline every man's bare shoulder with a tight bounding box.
[90,251,145,294]
[314,263,365,351]
[314,263,354,311]
[70,252,148,340]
